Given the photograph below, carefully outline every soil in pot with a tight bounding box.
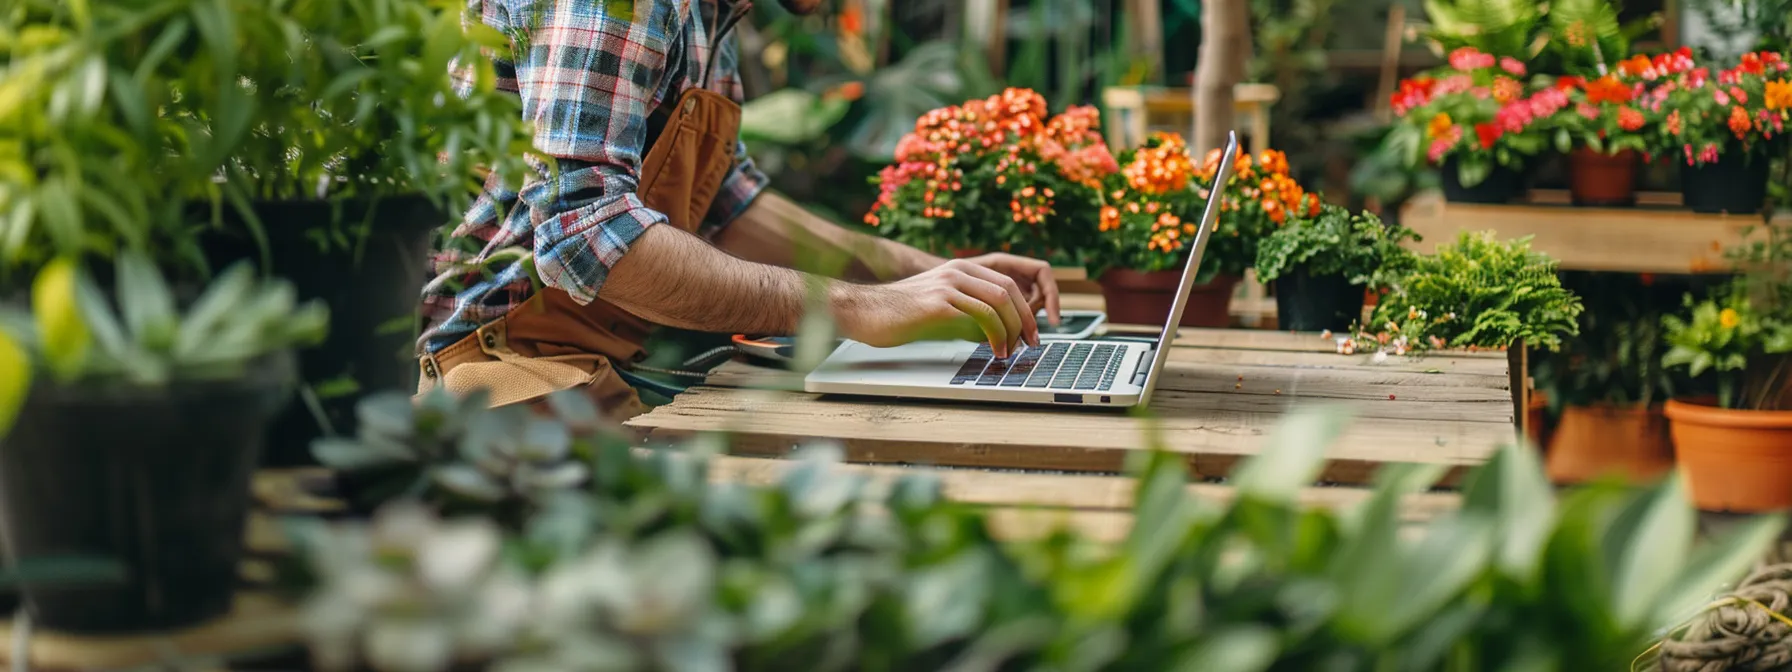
[1099,269,1238,328]
[1664,398,1792,512]
[1681,154,1771,214]
[1440,157,1524,204]
[199,195,444,467]
[0,354,294,633]
[1568,148,1639,207]
[1544,404,1674,485]
[1273,266,1363,333]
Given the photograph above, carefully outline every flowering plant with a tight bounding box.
[1089,139,1319,282]
[1651,50,1791,166]
[1386,47,1554,187]
[1340,232,1582,357]
[1661,283,1792,410]
[864,88,1115,264]
[1547,50,1697,157]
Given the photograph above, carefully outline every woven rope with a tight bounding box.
[1657,565,1792,672]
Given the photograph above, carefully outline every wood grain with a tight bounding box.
[1399,192,1766,274]
[633,385,1510,484]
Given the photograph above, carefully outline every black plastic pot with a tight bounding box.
[0,353,295,633]
[200,195,444,466]
[1273,266,1364,333]
[1440,157,1525,204]
[1681,153,1771,214]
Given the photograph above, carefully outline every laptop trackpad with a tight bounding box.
[815,341,969,379]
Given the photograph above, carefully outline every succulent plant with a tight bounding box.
[292,390,1789,672]
[312,389,606,516]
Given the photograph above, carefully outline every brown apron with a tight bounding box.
[415,1,752,420]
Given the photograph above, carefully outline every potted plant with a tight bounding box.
[1253,204,1420,332]
[4,0,538,464]
[1383,47,1555,203]
[1653,50,1791,214]
[863,88,1114,265]
[1549,60,1683,206]
[0,252,327,633]
[1085,139,1316,327]
[1531,273,1710,484]
[1660,281,1792,512]
[1344,231,1583,358]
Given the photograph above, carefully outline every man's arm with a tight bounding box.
[714,191,944,282]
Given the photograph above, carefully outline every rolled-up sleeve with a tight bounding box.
[510,0,677,305]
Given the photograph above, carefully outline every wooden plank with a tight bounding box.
[1399,192,1764,274]
[0,596,295,671]
[1527,189,1682,207]
[631,386,1512,484]
[699,452,1460,520]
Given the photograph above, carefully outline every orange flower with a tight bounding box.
[1492,76,1523,104]
[1426,113,1454,138]
[1258,149,1290,176]
[1617,106,1644,132]
[1667,109,1683,136]
[1584,75,1633,105]
[1729,105,1753,138]
[1768,80,1792,111]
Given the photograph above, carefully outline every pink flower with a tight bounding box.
[1527,88,1569,118]
[1435,74,1475,96]
[1499,57,1526,76]
[1731,86,1748,104]
[1448,47,1497,71]
[1577,103,1600,120]
[1427,126,1463,163]
[1715,89,1732,106]
[1471,87,1492,100]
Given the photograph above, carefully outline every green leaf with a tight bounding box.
[1652,513,1787,628]
[1169,626,1279,672]
[115,251,177,350]
[1460,443,1555,579]
[0,328,28,439]
[31,256,89,381]
[1230,404,1351,503]
[1605,474,1697,629]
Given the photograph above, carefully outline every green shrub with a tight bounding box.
[1351,231,1583,355]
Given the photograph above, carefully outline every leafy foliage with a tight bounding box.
[0,0,536,276]
[1252,205,1420,285]
[1531,273,1717,413]
[288,393,1783,672]
[1351,231,1583,355]
[1650,50,1792,166]
[1662,282,1792,410]
[0,251,326,388]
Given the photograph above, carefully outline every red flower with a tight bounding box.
[1584,75,1634,104]
[1474,123,1501,149]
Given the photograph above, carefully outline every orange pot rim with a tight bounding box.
[1663,397,1792,429]
[1560,402,1664,415]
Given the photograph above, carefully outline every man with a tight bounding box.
[416,0,1061,419]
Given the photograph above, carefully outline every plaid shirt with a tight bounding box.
[419,0,769,354]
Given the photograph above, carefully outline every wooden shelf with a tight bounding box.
[1398,192,1768,274]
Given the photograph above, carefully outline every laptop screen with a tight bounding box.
[1136,131,1239,406]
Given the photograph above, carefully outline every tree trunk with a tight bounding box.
[1192,0,1250,157]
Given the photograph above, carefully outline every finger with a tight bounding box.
[1032,263,1061,328]
[954,262,1039,347]
[950,272,1026,353]
[945,290,1012,358]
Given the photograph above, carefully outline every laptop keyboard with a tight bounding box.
[949,342,1126,391]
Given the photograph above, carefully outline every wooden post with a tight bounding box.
[1509,340,1531,443]
[1373,5,1407,123]
[1192,0,1250,156]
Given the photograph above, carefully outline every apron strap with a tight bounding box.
[700,0,753,90]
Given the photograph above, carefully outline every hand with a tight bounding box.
[954,253,1061,328]
[832,259,1042,358]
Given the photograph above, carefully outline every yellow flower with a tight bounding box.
[1426,113,1454,139]
[1720,307,1740,329]
[1767,80,1792,111]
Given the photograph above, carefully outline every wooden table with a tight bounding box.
[629,327,1512,540]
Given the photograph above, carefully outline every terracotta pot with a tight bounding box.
[1568,147,1639,206]
[1098,269,1239,328]
[1526,394,1549,449]
[1664,398,1792,512]
[1544,404,1675,485]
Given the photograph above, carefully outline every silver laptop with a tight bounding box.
[804,131,1239,408]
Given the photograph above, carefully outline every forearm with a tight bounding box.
[715,191,941,282]
[597,224,824,335]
